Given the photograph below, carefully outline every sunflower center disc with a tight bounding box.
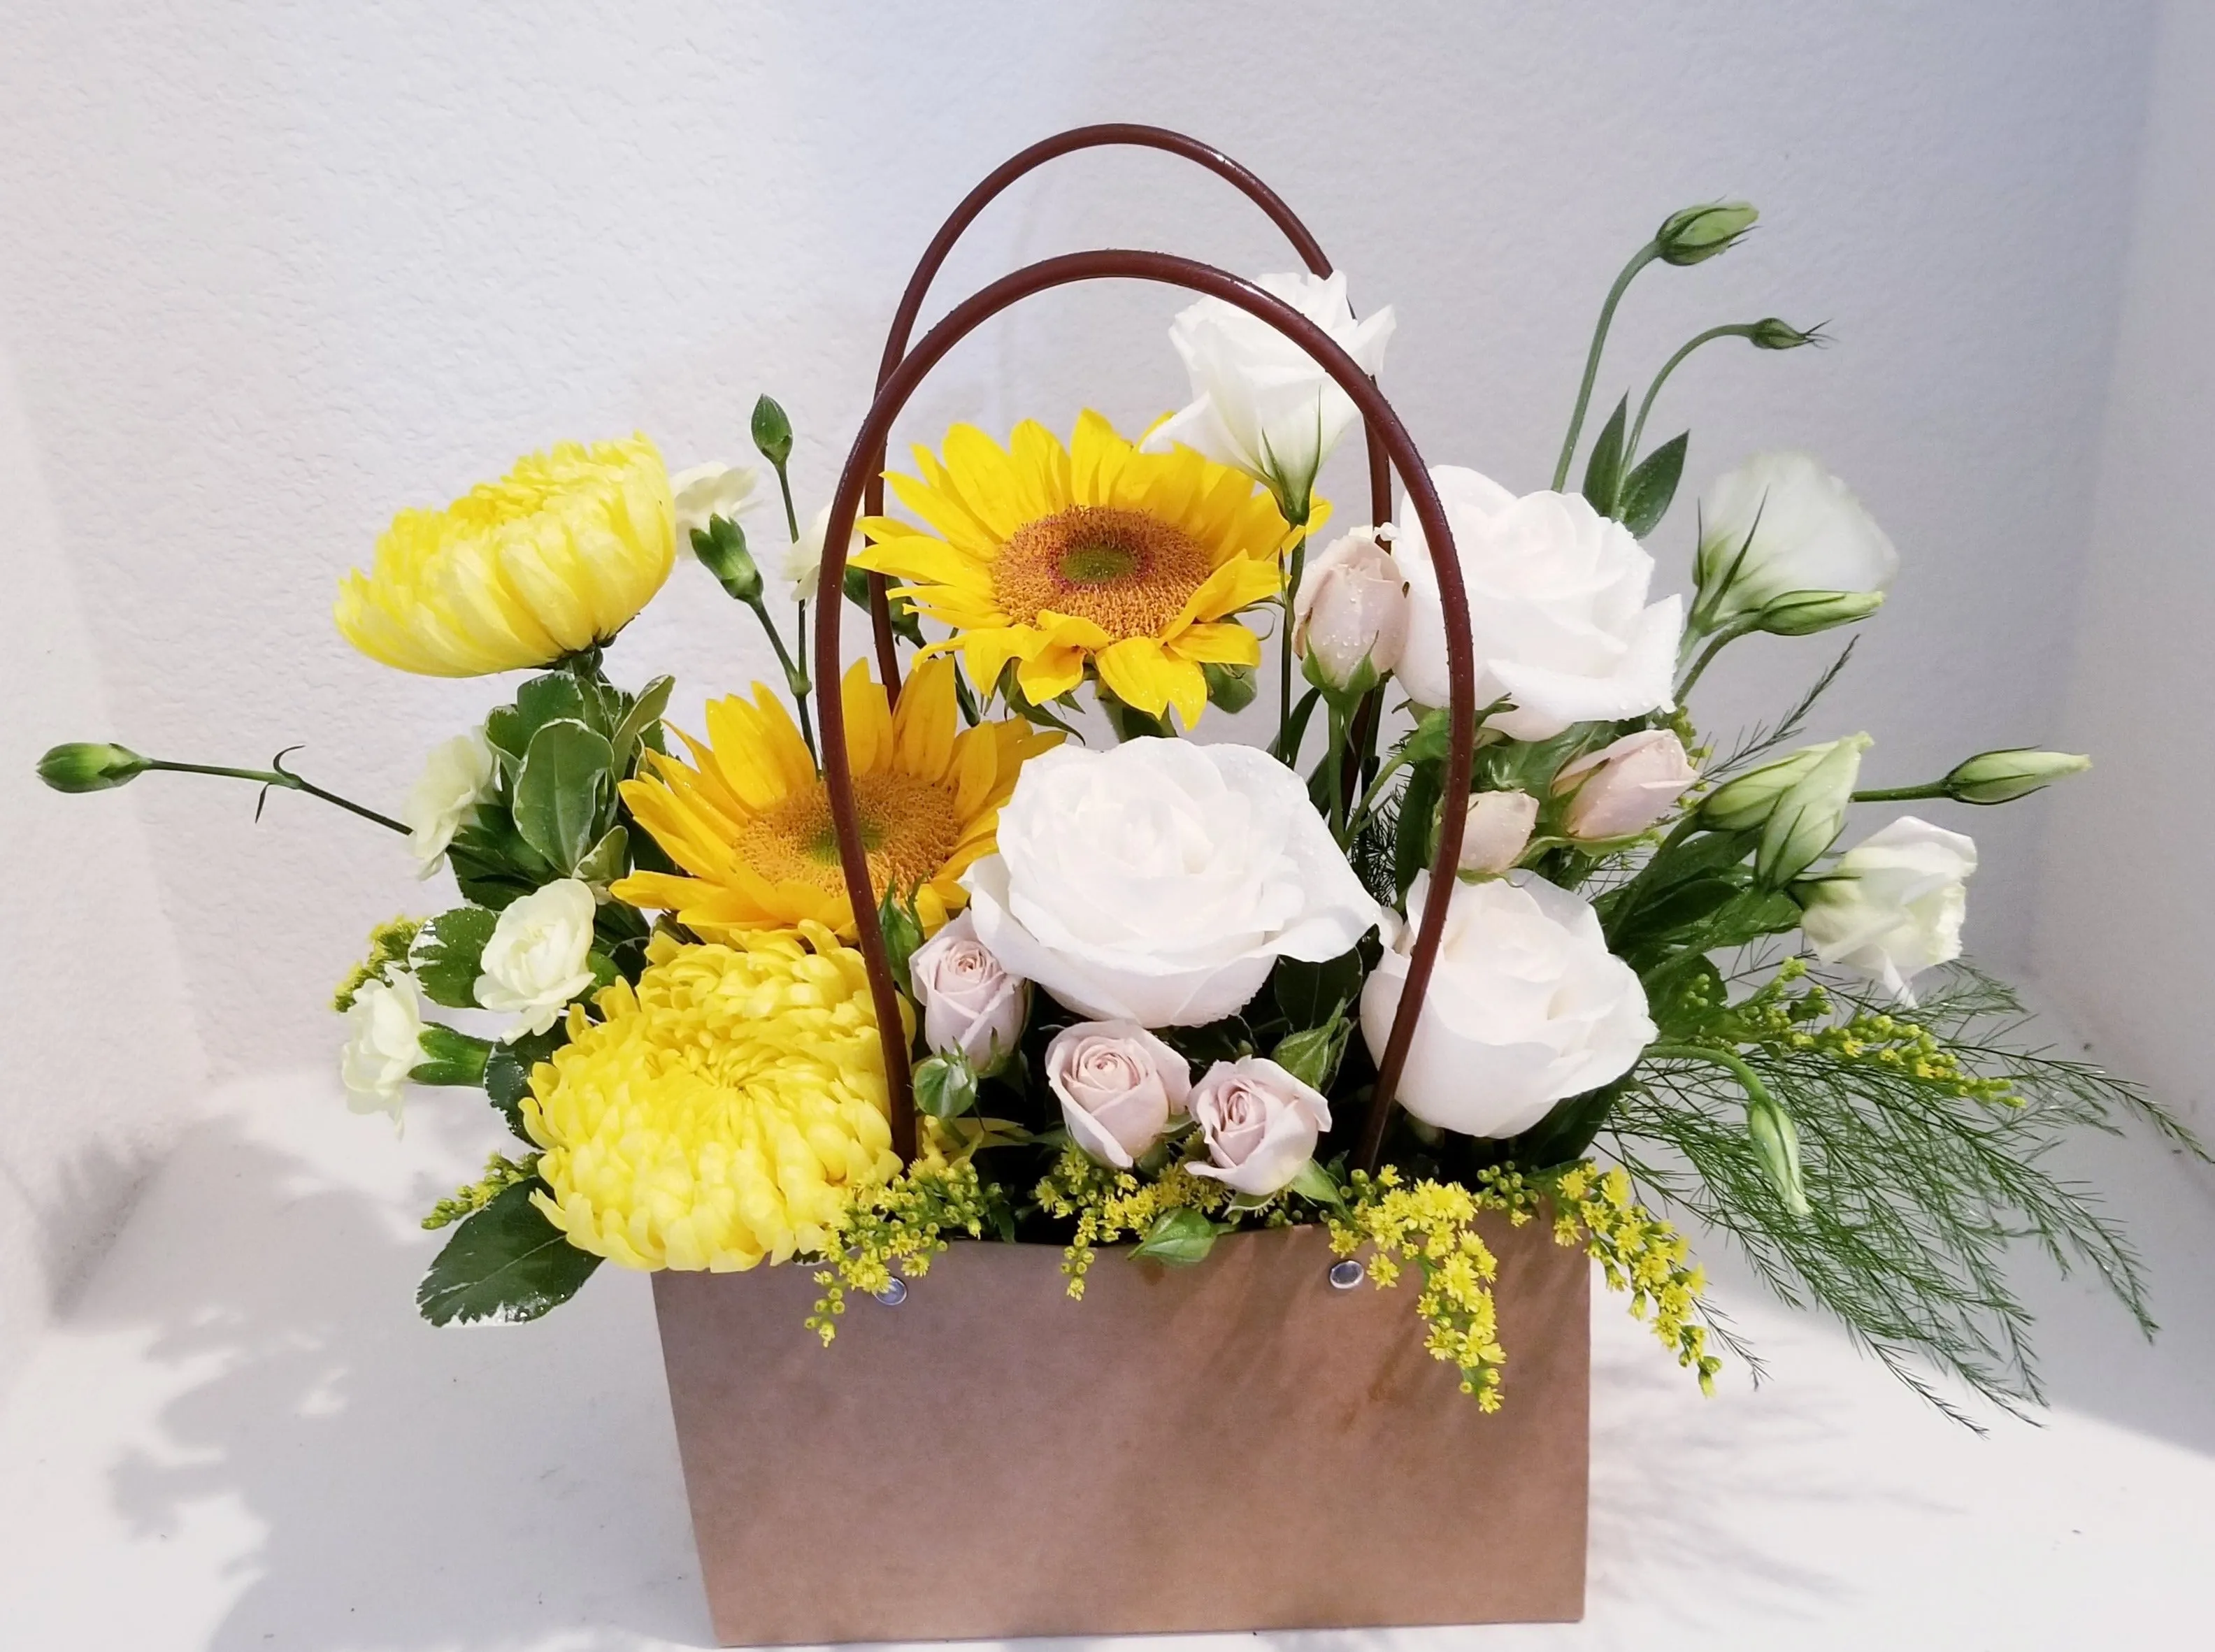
[994,505,1214,638]
[740,771,960,903]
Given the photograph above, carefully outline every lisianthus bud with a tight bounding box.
[1752,589,1886,637]
[750,395,794,468]
[1293,527,1410,695]
[1656,201,1758,266]
[36,742,150,793]
[1749,317,1825,351]
[1456,789,1540,875]
[1754,735,1870,888]
[1554,730,1699,841]
[1700,734,1870,835]
[1942,748,2091,805]
[1747,1093,1810,1216]
[690,516,762,604]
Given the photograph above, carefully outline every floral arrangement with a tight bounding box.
[41,196,2200,1423]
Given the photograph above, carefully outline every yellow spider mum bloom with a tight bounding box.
[854,411,1317,726]
[525,927,907,1270]
[336,436,675,676]
[611,654,1060,939]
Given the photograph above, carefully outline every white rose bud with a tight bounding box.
[1798,817,1977,1005]
[473,878,599,1040]
[1045,1021,1193,1168]
[1142,270,1396,524]
[908,911,1027,1074]
[402,730,499,877]
[669,461,761,542]
[1554,730,1700,842]
[1695,452,1898,635]
[1456,789,1540,875]
[1292,526,1410,693]
[340,972,426,1121]
[1186,1056,1332,1198]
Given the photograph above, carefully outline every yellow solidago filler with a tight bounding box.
[806,1161,991,1344]
[523,926,908,1271]
[336,436,675,676]
[612,655,1059,940]
[855,412,1317,724]
[1032,1145,1235,1298]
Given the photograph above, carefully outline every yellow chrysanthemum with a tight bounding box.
[854,411,1318,725]
[524,927,907,1270]
[336,436,675,676]
[611,654,1059,939]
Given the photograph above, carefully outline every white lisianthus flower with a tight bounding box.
[340,972,426,1121]
[670,461,762,543]
[473,878,599,1040]
[1695,452,1898,632]
[1394,468,1684,740]
[1360,871,1655,1138]
[402,730,498,876]
[962,741,1379,1027]
[1142,270,1396,522]
[1798,817,1977,1005]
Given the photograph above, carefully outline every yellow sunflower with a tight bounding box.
[610,656,1059,939]
[854,411,1317,725]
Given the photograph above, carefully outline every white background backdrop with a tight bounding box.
[0,0,2193,1400]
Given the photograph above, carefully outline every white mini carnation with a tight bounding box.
[403,730,498,876]
[340,972,427,1121]
[670,461,762,542]
[473,878,599,1040]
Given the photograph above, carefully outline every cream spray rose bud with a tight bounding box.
[1754,735,1870,889]
[36,742,150,793]
[1045,1021,1193,1169]
[403,729,497,877]
[908,911,1028,1075]
[1695,452,1898,635]
[1656,201,1758,265]
[473,878,600,1040]
[1186,1056,1332,1198]
[1292,526,1410,694]
[669,461,761,542]
[1553,730,1699,842]
[1798,816,1977,1005]
[1456,789,1540,875]
[1942,748,2091,805]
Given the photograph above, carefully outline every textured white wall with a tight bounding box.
[0,0,2152,1098]
[2038,1,2215,1128]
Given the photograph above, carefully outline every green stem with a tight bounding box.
[1321,703,1349,845]
[1552,240,1661,491]
[1644,1042,1776,1108]
[1345,744,1416,843]
[1277,524,1311,755]
[1626,323,1747,461]
[144,759,408,835]
[745,598,817,766]
[770,457,801,543]
[1851,782,1948,803]
[1674,615,1758,702]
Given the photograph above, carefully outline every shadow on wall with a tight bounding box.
[0,1133,155,1383]
[76,1112,707,1651]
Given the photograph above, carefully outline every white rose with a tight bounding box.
[1360,870,1655,1138]
[340,972,426,1121]
[1186,1056,1331,1197]
[1554,730,1699,842]
[1142,269,1396,517]
[908,911,1027,1072]
[1395,468,1684,740]
[473,878,599,1040]
[1457,789,1540,875]
[670,461,761,541]
[1291,526,1410,690]
[402,729,498,877]
[1045,1021,1192,1168]
[1696,452,1898,630]
[1798,816,1977,1005]
[963,741,1379,1026]
[784,503,862,604]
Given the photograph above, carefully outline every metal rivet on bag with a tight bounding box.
[872,1278,908,1307]
[1328,1260,1365,1290]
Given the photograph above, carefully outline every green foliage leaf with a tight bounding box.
[1131,1205,1223,1267]
[610,675,673,775]
[1286,1158,1345,1208]
[482,1027,561,1141]
[1618,431,1689,538]
[1272,1017,1349,1092]
[410,906,501,1010]
[512,718,613,875]
[1581,394,1629,516]
[1273,949,1363,1031]
[914,1052,980,1120]
[1394,759,1444,903]
[878,884,925,995]
[416,1179,600,1326]
[573,824,629,887]
[1160,1017,1255,1071]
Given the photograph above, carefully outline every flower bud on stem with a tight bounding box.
[1647,1042,1809,1216]
[36,741,406,833]
[1856,748,2092,807]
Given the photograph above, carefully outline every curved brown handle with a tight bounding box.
[815,251,1475,1170]
[861,124,1396,701]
